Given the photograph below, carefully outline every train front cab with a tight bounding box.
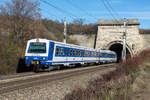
[25,39,54,72]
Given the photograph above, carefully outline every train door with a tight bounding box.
[48,41,54,61]
[65,47,69,66]
[98,52,100,63]
[81,50,84,64]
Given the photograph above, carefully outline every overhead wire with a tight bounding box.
[102,0,117,20]
[39,0,79,19]
[40,0,122,25]
[96,0,121,24]
[39,0,94,35]
[96,0,125,35]
[105,0,121,19]
[41,8,62,20]
[65,0,99,21]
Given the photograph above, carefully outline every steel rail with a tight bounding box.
[0,64,116,94]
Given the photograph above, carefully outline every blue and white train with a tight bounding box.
[25,38,117,72]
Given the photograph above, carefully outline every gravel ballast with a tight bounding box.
[0,66,115,100]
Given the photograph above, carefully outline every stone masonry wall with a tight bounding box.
[69,34,95,48]
[96,25,145,54]
[141,34,150,50]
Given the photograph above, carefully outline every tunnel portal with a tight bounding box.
[108,43,131,62]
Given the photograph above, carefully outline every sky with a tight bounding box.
[1,0,150,29]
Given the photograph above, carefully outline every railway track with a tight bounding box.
[0,72,35,80]
[0,64,116,94]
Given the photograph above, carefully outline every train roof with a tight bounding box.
[28,38,49,42]
[28,38,99,51]
[27,38,117,54]
[100,50,116,54]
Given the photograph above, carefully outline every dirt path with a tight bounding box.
[131,66,150,100]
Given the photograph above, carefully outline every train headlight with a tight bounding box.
[43,57,46,60]
[26,57,29,60]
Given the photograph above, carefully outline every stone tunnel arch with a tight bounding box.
[105,41,133,62]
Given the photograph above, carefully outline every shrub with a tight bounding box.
[63,49,150,100]
[0,38,19,74]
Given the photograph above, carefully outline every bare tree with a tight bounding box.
[0,0,41,44]
[72,18,85,26]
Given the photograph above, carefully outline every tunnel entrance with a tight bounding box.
[108,43,131,62]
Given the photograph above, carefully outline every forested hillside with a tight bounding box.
[0,0,97,74]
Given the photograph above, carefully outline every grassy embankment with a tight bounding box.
[63,50,150,100]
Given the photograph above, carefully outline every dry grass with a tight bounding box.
[63,49,150,100]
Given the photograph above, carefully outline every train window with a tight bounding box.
[70,49,73,56]
[105,53,107,57]
[86,51,88,56]
[73,49,75,56]
[76,50,78,56]
[83,51,85,56]
[113,54,115,58]
[96,52,98,57]
[102,53,105,57]
[110,54,112,57]
[98,53,100,57]
[28,42,46,53]
[107,54,109,57]
[79,50,81,56]
[84,51,86,56]
[103,53,106,57]
[88,51,90,57]
[82,51,84,56]
[92,51,94,57]
[61,48,64,55]
[100,53,102,57]
[56,47,59,55]
[89,51,91,57]
[112,54,114,58]
[84,51,87,56]
[94,52,96,57]
[85,51,86,56]
[65,48,69,56]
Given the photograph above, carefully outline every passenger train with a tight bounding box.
[25,38,117,72]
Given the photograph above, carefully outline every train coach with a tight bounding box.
[25,38,117,72]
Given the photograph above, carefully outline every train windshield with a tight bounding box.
[28,42,46,53]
